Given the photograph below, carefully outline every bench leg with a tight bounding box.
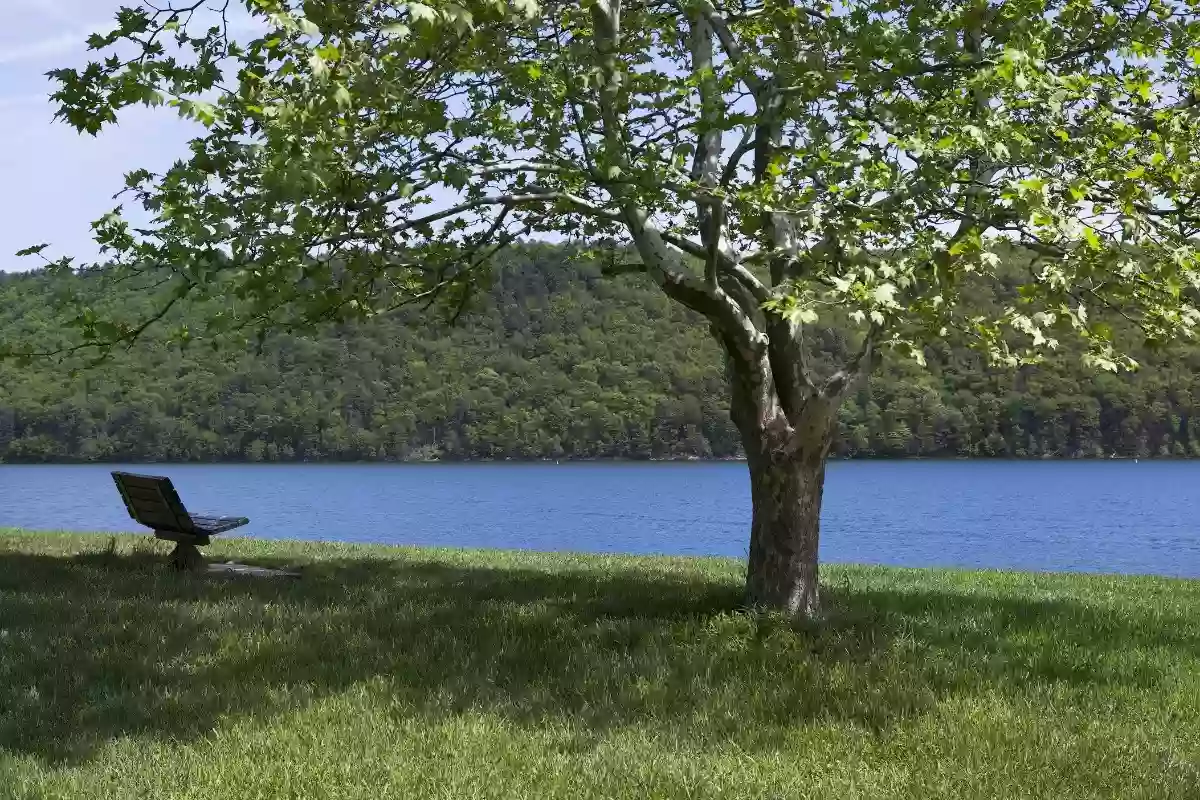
[168,542,206,572]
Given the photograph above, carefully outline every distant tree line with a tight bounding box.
[2,245,1198,462]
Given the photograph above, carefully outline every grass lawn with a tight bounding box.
[1,529,1198,799]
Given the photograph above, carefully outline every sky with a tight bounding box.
[0,0,202,271]
[0,0,520,273]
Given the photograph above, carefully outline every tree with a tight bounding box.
[17,0,1200,616]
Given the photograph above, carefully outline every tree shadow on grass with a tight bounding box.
[1,544,1197,764]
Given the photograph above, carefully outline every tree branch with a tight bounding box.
[684,4,725,292]
[729,263,770,305]
[767,315,817,417]
[820,325,878,398]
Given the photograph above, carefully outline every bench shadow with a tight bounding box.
[1,545,1197,764]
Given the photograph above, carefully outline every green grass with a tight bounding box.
[1,529,1198,799]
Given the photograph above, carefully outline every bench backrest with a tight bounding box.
[111,472,194,533]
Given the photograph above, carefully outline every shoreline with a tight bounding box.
[3,528,1198,585]
[0,453,1185,466]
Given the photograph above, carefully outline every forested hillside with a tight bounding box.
[2,244,1199,462]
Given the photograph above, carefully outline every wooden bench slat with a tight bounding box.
[119,476,169,491]
[154,530,211,546]
[112,471,252,572]
[112,471,249,544]
[124,486,166,502]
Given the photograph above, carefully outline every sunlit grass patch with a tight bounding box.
[2,529,1198,799]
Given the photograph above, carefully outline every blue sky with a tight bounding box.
[1,0,200,271]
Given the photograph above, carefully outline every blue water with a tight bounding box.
[1,461,1198,577]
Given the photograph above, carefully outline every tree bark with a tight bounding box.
[726,342,838,619]
[742,424,832,617]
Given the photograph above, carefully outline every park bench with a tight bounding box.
[111,471,249,571]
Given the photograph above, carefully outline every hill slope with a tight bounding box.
[2,244,1198,462]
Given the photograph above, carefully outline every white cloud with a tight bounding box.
[0,94,51,110]
[0,30,90,66]
[11,0,78,25]
[0,103,199,270]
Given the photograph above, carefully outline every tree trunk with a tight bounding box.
[623,210,853,619]
[742,431,831,617]
[728,352,838,618]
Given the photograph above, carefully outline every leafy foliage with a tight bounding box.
[3,245,1199,463]
[25,0,1200,373]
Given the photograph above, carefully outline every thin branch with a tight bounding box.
[699,1,760,90]
[766,315,817,415]
[6,280,192,360]
[729,263,770,304]
[820,324,878,398]
[720,125,756,186]
[684,3,725,291]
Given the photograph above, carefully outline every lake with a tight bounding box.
[1,461,1198,577]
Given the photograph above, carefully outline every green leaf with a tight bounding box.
[513,0,540,19]
[15,244,50,258]
[408,3,437,24]
[444,3,474,29]
[871,283,898,306]
[948,240,970,256]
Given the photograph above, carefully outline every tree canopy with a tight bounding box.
[15,0,1200,370]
